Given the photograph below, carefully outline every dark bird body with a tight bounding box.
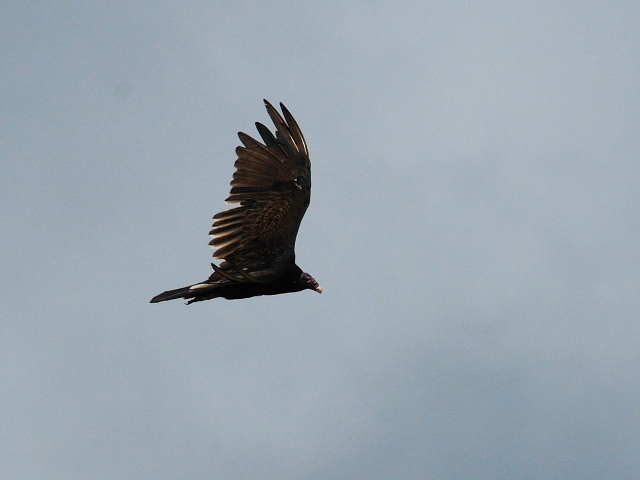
[151,100,321,304]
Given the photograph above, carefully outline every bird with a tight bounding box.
[150,100,322,304]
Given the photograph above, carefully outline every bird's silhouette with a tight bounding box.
[151,100,321,304]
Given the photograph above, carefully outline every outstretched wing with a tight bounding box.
[208,100,311,281]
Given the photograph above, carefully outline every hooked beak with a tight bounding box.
[314,285,323,294]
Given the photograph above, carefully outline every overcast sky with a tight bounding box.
[2,2,639,479]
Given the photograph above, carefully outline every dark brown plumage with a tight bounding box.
[150,100,321,304]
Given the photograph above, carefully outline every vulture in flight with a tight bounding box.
[151,100,321,304]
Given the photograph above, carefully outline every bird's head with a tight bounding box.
[300,272,322,293]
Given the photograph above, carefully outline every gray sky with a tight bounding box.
[2,2,639,478]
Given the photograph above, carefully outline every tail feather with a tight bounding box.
[150,285,198,303]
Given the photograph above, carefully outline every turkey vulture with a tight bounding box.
[150,100,321,304]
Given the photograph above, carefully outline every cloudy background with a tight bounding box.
[2,1,639,478]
